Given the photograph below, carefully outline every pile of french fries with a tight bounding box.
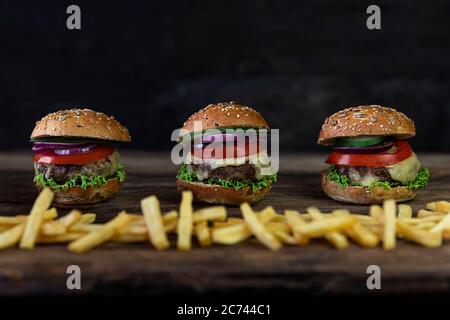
[1,187,450,253]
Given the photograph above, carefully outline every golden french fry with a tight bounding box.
[398,204,412,219]
[430,213,450,233]
[396,220,442,248]
[295,215,356,238]
[345,223,379,248]
[418,209,442,218]
[37,233,85,243]
[43,208,58,220]
[69,223,103,233]
[112,233,148,242]
[141,195,170,250]
[416,221,437,230]
[0,223,25,250]
[68,212,130,253]
[228,217,245,224]
[370,205,384,223]
[241,203,281,251]
[56,210,82,228]
[426,201,450,213]
[307,207,349,249]
[213,220,243,228]
[383,199,396,251]
[193,206,227,223]
[164,219,178,233]
[177,191,193,251]
[163,210,178,223]
[212,223,252,244]
[0,216,27,225]
[258,206,277,223]
[284,210,309,245]
[20,188,54,249]
[266,222,290,233]
[41,221,67,236]
[195,221,212,247]
[78,213,96,224]
[266,225,296,245]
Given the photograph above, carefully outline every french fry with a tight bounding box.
[258,206,278,223]
[396,220,442,248]
[0,223,25,250]
[383,199,396,250]
[177,191,193,251]
[0,216,27,225]
[426,201,450,213]
[37,233,86,243]
[43,208,58,220]
[398,204,412,219]
[266,225,296,245]
[345,223,379,248]
[41,221,67,236]
[370,205,384,224]
[164,219,178,233]
[284,210,309,245]
[212,223,252,244]
[56,210,82,228]
[163,210,178,223]
[78,213,96,224]
[141,195,170,250]
[307,207,349,249]
[20,188,54,249]
[266,222,290,233]
[213,219,243,228]
[241,203,281,251]
[295,215,356,238]
[430,213,450,233]
[112,233,148,242]
[416,221,437,230]
[195,221,212,247]
[69,223,103,233]
[193,206,227,223]
[418,209,441,218]
[68,212,130,253]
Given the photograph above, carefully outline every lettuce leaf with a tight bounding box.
[327,165,429,190]
[34,164,126,191]
[177,164,277,193]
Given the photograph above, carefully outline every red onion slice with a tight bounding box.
[53,145,98,155]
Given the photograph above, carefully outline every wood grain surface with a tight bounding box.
[0,151,449,296]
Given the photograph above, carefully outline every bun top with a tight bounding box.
[31,108,131,142]
[318,105,415,145]
[181,101,269,134]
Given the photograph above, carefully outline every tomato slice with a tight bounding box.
[192,141,265,160]
[325,140,413,167]
[34,145,114,165]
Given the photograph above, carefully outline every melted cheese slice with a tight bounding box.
[386,153,421,184]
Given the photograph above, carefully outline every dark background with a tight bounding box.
[1,0,450,151]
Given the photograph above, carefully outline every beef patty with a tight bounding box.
[190,164,257,183]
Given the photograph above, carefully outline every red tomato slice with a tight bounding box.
[325,140,413,167]
[192,141,265,160]
[34,145,114,165]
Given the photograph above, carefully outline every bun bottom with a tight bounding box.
[321,171,416,204]
[176,179,270,205]
[37,177,122,207]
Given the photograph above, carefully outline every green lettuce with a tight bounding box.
[34,164,126,191]
[177,164,277,193]
[327,165,429,190]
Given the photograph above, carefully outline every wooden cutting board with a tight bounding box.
[0,151,449,296]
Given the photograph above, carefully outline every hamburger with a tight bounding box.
[31,109,131,206]
[176,102,276,205]
[318,105,429,204]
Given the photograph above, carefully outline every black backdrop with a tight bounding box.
[1,0,450,151]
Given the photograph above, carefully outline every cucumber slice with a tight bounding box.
[336,136,385,148]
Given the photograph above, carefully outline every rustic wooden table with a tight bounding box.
[0,151,449,296]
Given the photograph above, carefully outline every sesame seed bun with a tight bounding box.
[321,171,416,204]
[181,101,269,135]
[31,109,131,142]
[318,105,415,145]
[36,177,123,207]
[176,179,270,205]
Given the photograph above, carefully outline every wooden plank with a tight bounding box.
[0,152,449,295]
